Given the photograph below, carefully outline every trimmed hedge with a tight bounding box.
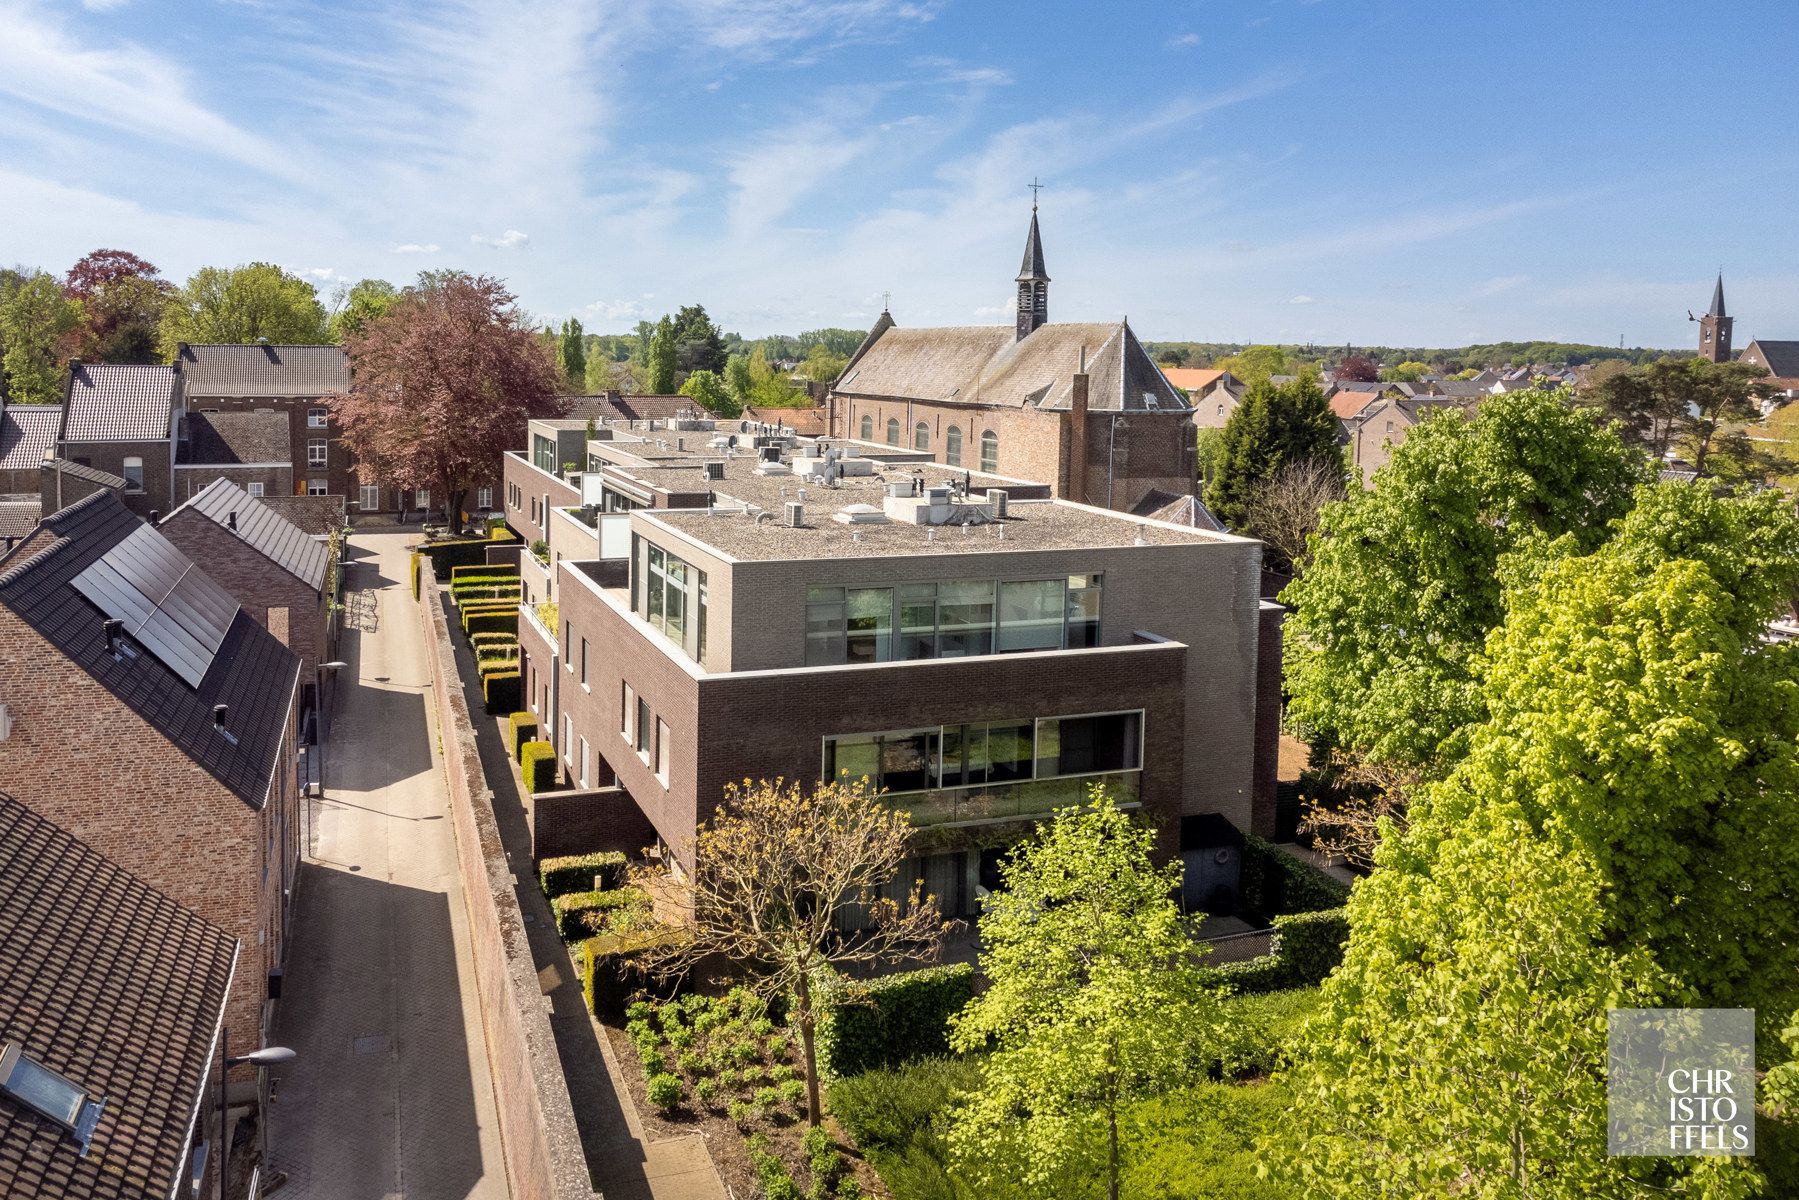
[451,563,520,582]
[482,671,521,714]
[580,926,689,1014]
[1238,835,1350,919]
[539,850,627,898]
[506,712,540,761]
[409,551,422,599]
[551,885,646,940]
[464,610,517,639]
[1198,908,1349,995]
[416,531,517,580]
[812,963,977,1079]
[520,739,557,792]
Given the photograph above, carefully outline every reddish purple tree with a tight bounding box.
[64,249,171,363]
[1335,354,1380,383]
[330,273,565,527]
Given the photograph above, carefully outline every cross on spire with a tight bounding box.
[1028,177,1044,210]
[881,290,891,312]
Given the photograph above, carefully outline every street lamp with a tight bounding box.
[219,1038,296,1200]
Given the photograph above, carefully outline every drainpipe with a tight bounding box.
[1107,414,1120,510]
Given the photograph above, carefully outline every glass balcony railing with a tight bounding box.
[884,770,1140,827]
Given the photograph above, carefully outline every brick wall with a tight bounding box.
[174,465,293,503]
[38,464,120,517]
[57,439,172,517]
[416,574,598,1200]
[158,510,326,681]
[0,608,290,1056]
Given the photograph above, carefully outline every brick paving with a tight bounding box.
[268,531,510,1200]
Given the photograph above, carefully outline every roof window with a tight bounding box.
[0,1041,105,1153]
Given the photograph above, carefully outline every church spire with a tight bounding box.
[1015,185,1050,341]
[1708,271,1726,318]
[1698,270,1733,363]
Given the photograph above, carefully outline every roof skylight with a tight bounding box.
[0,1041,105,1154]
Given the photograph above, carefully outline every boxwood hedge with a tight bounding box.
[519,738,557,792]
[811,962,977,1079]
[539,850,627,898]
[482,671,521,714]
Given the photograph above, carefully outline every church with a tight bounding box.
[1695,273,1799,407]
[828,205,1199,517]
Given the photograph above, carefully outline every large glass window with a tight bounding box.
[825,728,940,794]
[939,719,1033,788]
[845,587,893,663]
[1036,711,1142,778]
[1066,574,1103,648]
[642,542,705,660]
[945,426,962,467]
[997,579,1066,654]
[936,580,995,657]
[979,430,998,472]
[533,433,557,473]
[897,583,938,660]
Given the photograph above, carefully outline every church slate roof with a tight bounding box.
[175,344,349,398]
[834,320,1188,413]
[0,790,236,1200]
[1017,209,1049,282]
[1747,339,1799,380]
[1709,273,1727,318]
[0,404,61,471]
[60,365,177,443]
[0,490,298,807]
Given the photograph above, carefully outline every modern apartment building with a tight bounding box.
[504,416,1278,914]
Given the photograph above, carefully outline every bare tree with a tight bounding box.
[1297,749,1420,870]
[635,777,950,1127]
[1245,455,1347,573]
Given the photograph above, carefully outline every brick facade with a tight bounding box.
[58,438,173,518]
[174,463,293,503]
[0,607,297,1057]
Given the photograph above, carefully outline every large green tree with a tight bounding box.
[670,304,726,375]
[158,262,329,356]
[678,368,736,417]
[1581,357,1782,478]
[1281,387,1648,766]
[646,315,677,393]
[948,791,1225,1200]
[1212,344,1287,386]
[64,249,170,363]
[1280,483,1799,1198]
[557,316,586,387]
[1204,372,1340,530]
[0,271,82,403]
[329,278,398,341]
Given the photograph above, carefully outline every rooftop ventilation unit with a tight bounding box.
[988,489,1008,518]
[785,502,804,528]
[833,503,888,525]
[759,445,782,462]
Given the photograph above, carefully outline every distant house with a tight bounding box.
[0,399,60,494]
[0,489,301,1063]
[1345,395,1472,482]
[57,363,180,517]
[1328,390,1383,422]
[175,409,294,502]
[0,789,238,1200]
[1161,368,1246,429]
[1740,339,1799,406]
[173,343,357,505]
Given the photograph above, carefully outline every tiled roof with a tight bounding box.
[181,410,291,466]
[166,478,329,591]
[566,395,708,424]
[1329,391,1381,420]
[258,494,345,537]
[1747,339,1799,380]
[1158,367,1227,392]
[0,491,298,806]
[0,498,40,542]
[60,365,177,443]
[42,458,127,490]
[0,404,61,471]
[0,790,236,1200]
[838,320,1189,413]
[1134,490,1227,532]
[175,344,349,398]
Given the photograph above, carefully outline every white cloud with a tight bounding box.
[471,229,530,248]
[1287,294,1318,305]
[302,266,340,281]
[1166,32,1201,48]
[80,0,131,10]
[668,0,942,56]
[578,297,653,321]
[392,242,441,254]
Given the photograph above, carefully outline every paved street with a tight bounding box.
[270,530,509,1200]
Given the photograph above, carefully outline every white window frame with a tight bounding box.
[307,407,328,429]
[306,478,329,496]
[121,456,144,492]
[247,481,265,498]
[579,736,591,788]
[621,682,634,742]
[307,438,328,466]
[359,484,380,511]
[476,486,493,510]
[415,488,430,510]
[655,717,670,785]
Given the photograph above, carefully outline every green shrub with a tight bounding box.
[482,671,520,714]
[1198,908,1349,995]
[834,1179,862,1200]
[640,1050,668,1078]
[667,1025,696,1049]
[771,1063,797,1083]
[750,1139,799,1200]
[551,886,647,940]
[1238,835,1351,917]
[1208,988,1324,1078]
[828,1056,983,1154]
[465,610,517,639]
[520,739,558,793]
[626,1000,654,1022]
[766,1034,789,1059]
[694,1076,720,1106]
[777,1079,806,1107]
[538,851,628,897]
[647,1073,682,1112]
[677,1049,704,1075]
[506,712,539,760]
[579,926,689,1015]
[754,1085,781,1110]
[451,563,520,583]
[417,538,501,580]
[812,962,977,1079]
[727,1099,752,1128]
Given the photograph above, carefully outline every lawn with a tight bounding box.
[826,987,1323,1200]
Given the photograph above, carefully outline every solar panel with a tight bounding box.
[71,526,240,688]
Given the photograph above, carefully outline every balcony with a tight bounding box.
[883,770,1140,828]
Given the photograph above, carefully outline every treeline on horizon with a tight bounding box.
[1144,340,1675,372]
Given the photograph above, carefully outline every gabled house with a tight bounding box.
[56,364,181,518]
[159,477,334,723]
[1740,339,1799,406]
[0,789,238,1200]
[0,490,300,1060]
[1163,368,1247,429]
[0,399,61,495]
[1345,395,1473,482]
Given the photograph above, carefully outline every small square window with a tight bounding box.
[308,407,328,428]
[247,481,265,498]
[306,478,329,496]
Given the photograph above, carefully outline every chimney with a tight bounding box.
[1067,348,1090,506]
[227,510,237,530]
[148,509,160,524]
[212,704,229,730]
[103,618,123,656]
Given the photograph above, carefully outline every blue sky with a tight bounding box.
[3,0,1796,347]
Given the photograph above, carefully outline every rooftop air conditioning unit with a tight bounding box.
[989,488,1008,518]
[760,445,782,463]
[785,502,804,527]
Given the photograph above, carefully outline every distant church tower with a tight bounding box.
[1698,272,1733,362]
[1015,202,1050,341]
